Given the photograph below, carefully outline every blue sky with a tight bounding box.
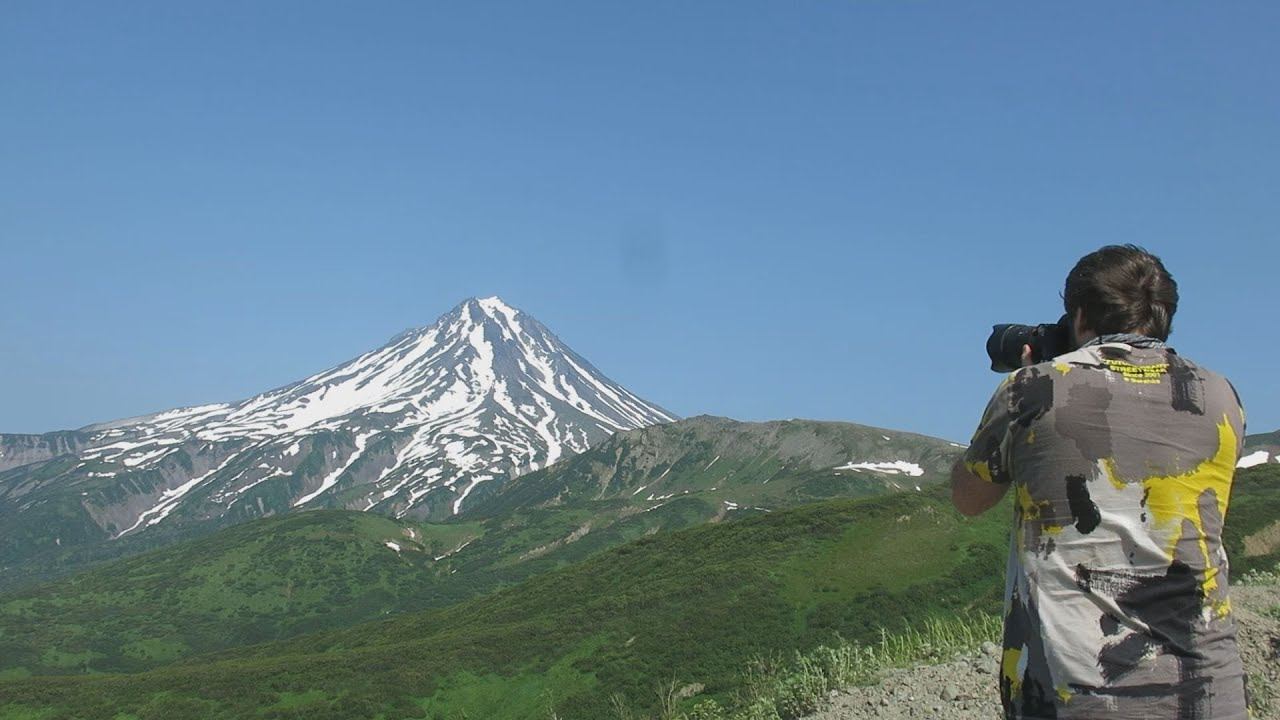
[2,2,1277,441]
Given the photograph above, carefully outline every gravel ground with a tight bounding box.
[805,583,1280,720]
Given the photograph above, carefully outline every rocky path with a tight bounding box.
[806,583,1280,720]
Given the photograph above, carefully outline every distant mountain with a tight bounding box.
[0,296,674,583]
[1239,430,1280,468]
[464,414,964,518]
[0,415,968,671]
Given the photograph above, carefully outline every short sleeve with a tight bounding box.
[1224,377,1247,457]
[963,375,1016,485]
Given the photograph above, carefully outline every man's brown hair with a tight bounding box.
[1063,245,1179,341]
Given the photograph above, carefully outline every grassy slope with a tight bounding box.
[0,416,958,598]
[0,417,963,678]
[1224,462,1280,573]
[1,467,1273,720]
[1245,430,1280,460]
[0,511,483,677]
[465,415,961,519]
[1246,430,1280,445]
[0,487,1010,720]
[0,415,956,602]
[0,432,388,595]
[0,493,770,678]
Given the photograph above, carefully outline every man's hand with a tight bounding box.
[1021,344,1033,367]
[950,458,1009,516]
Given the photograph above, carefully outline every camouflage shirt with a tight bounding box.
[963,338,1248,720]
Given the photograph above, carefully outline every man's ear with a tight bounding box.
[1072,307,1095,347]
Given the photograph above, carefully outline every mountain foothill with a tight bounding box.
[1,297,1275,719]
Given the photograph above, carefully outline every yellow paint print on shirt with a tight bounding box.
[1140,415,1236,612]
[1102,359,1169,384]
[1002,647,1024,696]
[1101,457,1127,491]
[966,459,994,484]
[1016,484,1051,520]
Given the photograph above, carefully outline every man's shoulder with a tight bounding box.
[1003,347,1106,384]
[1047,343,1224,376]
[1048,342,1164,369]
[1167,351,1234,386]
[1169,353,1243,408]
[1049,344,1108,368]
[1041,344,1242,408]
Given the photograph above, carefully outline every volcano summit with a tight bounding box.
[0,297,675,562]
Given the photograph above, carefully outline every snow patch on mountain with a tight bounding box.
[1237,450,1275,469]
[834,460,926,477]
[11,296,676,537]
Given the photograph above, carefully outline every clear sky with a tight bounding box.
[2,2,1277,442]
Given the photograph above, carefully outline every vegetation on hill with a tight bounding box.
[0,487,1009,720]
[1246,429,1280,447]
[0,461,1273,720]
[0,493,793,677]
[1224,462,1280,575]
[0,417,965,677]
[0,511,464,676]
[465,415,961,518]
[0,416,959,597]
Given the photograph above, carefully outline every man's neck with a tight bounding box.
[1082,333,1167,349]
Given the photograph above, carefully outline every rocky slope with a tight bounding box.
[806,582,1279,720]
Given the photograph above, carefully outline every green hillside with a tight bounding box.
[466,415,961,518]
[1245,429,1280,457]
[2,457,1273,720]
[1247,430,1280,445]
[0,511,474,677]
[0,417,963,678]
[0,494,750,678]
[1223,461,1280,572]
[0,486,1010,720]
[0,416,960,598]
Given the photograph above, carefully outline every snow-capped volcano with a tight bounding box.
[0,297,676,543]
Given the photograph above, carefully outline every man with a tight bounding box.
[952,245,1248,719]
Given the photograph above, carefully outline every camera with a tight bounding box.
[986,315,1073,373]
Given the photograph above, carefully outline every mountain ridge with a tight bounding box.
[0,296,674,582]
[465,413,961,518]
[0,414,969,667]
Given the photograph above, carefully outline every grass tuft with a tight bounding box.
[609,611,1000,720]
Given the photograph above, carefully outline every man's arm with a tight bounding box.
[952,345,1029,516]
[950,458,1009,516]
